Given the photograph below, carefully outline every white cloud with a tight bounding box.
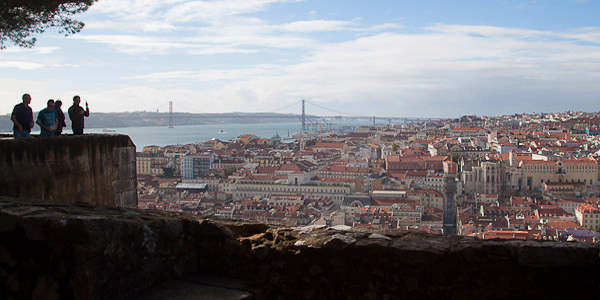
[87,0,302,23]
[127,64,282,82]
[70,34,192,54]
[162,0,300,22]
[0,47,61,54]
[0,61,47,70]
[279,20,355,32]
[143,21,178,32]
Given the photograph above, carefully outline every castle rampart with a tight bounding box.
[0,134,136,207]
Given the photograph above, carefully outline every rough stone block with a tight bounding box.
[122,190,137,207]
[119,163,136,180]
[0,206,46,232]
[120,148,130,165]
[113,147,134,165]
[112,179,135,193]
[113,148,120,166]
[324,234,356,250]
[114,193,123,207]
[126,147,136,164]
[19,214,50,241]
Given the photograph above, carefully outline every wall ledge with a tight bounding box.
[0,197,598,300]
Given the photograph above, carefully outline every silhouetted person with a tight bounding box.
[68,95,89,135]
[11,94,34,138]
[54,100,66,136]
[37,99,58,137]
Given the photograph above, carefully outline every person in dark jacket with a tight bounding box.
[11,93,34,138]
[68,95,89,135]
[54,100,67,136]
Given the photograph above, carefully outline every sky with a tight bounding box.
[1,0,599,118]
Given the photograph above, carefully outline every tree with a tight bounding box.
[391,143,398,152]
[1,0,97,49]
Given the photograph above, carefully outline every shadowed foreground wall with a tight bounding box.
[0,134,136,207]
[0,197,598,300]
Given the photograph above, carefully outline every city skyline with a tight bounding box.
[1,0,599,117]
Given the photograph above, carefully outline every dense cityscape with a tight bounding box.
[2,0,600,298]
[136,110,600,244]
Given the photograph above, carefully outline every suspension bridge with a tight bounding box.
[154,100,443,131]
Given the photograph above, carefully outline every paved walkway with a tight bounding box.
[135,274,269,300]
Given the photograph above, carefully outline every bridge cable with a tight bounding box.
[304,100,359,116]
[267,101,301,113]
[148,102,170,112]
[172,102,206,114]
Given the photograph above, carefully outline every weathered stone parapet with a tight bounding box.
[0,134,137,207]
[0,197,198,300]
[0,197,598,300]
[197,223,600,299]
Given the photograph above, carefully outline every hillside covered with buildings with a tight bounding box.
[136,110,600,244]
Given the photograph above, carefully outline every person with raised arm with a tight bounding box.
[68,95,90,135]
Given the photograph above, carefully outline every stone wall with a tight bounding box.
[0,134,136,207]
[0,197,598,300]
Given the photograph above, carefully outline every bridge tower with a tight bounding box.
[168,101,174,129]
[302,99,306,133]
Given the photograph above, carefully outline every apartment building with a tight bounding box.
[575,204,600,231]
[183,152,217,179]
[461,152,599,195]
[164,148,189,176]
[137,151,168,176]
[451,127,487,138]
[386,155,449,172]
[521,159,598,190]
[316,165,385,179]
[371,189,445,210]
[231,182,351,205]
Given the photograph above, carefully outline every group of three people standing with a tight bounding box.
[11,94,90,138]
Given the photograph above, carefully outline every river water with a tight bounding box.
[1,119,389,149]
[85,120,380,149]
